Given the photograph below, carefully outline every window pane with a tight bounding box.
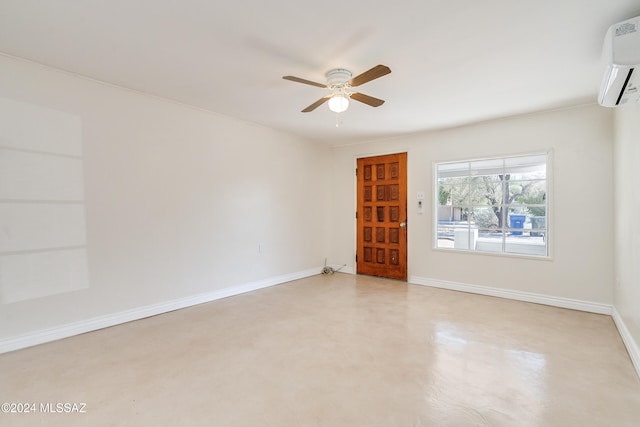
[505,232,547,256]
[437,162,469,178]
[470,158,504,177]
[441,177,471,208]
[504,155,546,175]
[528,208,547,235]
[476,229,504,253]
[507,179,541,200]
[437,182,454,207]
[472,175,503,210]
[471,206,500,230]
[436,226,456,249]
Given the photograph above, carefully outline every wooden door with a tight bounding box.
[356,153,407,280]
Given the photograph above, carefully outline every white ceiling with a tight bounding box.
[0,1,638,146]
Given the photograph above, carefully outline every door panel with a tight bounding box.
[357,153,407,280]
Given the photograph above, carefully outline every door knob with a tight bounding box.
[400,222,407,227]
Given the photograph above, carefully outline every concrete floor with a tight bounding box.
[1,273,639,426]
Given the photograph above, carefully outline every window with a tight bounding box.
[435,153,549,257]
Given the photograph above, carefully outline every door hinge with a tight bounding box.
[355,168,358,176]
[355,211,358,219]
[355,254,358,262]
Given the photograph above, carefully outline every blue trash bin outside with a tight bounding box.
[509,214,526,235]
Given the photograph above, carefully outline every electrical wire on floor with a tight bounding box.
[321,257,346,275]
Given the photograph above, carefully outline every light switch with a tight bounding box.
[416,191,425,200]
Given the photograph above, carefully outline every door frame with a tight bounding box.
[353,150,410,280]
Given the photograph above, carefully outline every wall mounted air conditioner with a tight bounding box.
[598,15,640,107]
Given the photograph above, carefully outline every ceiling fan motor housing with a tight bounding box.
[326,69,352,88]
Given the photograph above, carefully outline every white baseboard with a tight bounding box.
[612,307,640,379]
[0,267,320,354]
[333,265,354,275]
[409,275,612,315]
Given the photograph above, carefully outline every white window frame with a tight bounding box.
[433,152,551,259]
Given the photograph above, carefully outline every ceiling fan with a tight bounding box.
[283,64,391,113]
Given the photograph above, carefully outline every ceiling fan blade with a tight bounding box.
[302,96,331,112]
[349,65,391,87]
[351,92,385,107]
[283,76,327,88]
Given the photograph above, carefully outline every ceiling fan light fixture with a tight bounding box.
[328,95,349,113]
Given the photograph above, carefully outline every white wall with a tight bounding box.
[0,55,331,340]
[613,104,640,369]
[330,105,614,304]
